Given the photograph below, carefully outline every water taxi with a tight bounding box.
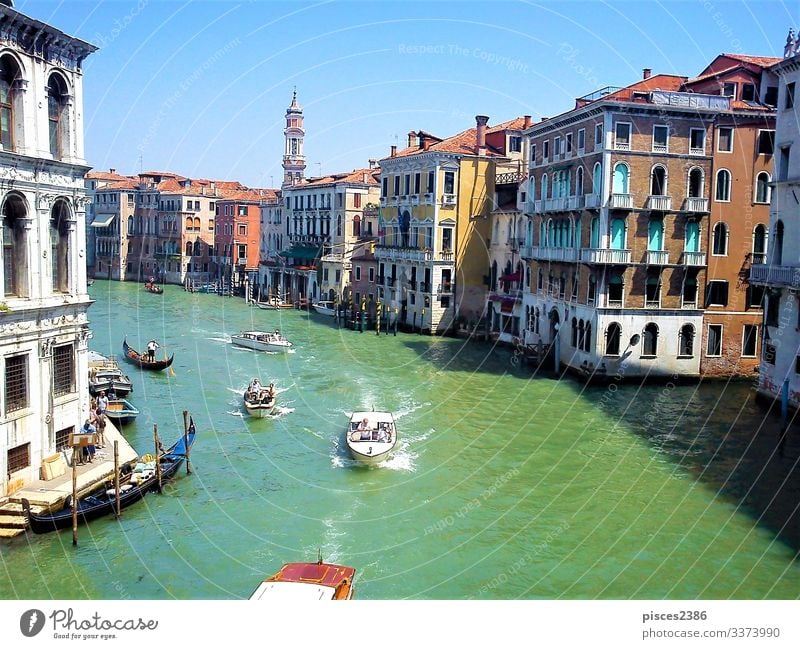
[231,330,293,353]
[249,559,356,600]
[345,411,397,465]
[311,300,336,316]
[243,380,277,417]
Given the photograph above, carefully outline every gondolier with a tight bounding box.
[146,340,159,362]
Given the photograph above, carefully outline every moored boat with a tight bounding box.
[231,330,293,352]
[88,351,133,397]
[345,411,397,465]
[255,297,294,310]
[104,399,140,425]
[249,559,356,600]
[243,380,277,417]
[311,300,336,317]
[23,423,196,533]
[122,339,175,371]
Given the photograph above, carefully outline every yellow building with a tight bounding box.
[376,116,528,333]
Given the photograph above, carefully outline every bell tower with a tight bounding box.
[282,89,306,186]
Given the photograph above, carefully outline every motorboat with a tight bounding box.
[231,330,293,353]
[249,559,356,600]
[311,300,336,317]
[255,297,294,310]
[243,382,277,417]
[104,399,140,425]
[88,351,133,397]
[345,411,397,465]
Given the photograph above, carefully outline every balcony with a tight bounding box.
[544,197,568,212]
[689,147,705,156]
[580,248,631,264]
[567,195,584,210]
[682,251,706,266]
[530,246,578,262]
[380,197,387,207]
[584,193,601,209]
[532,199,544,213]
[646,250,669,265]
[410,195,420,205]
[374,246,432,262]
[647,195,672,211]
[438,250,454,262]
[682,197,709,213]
[442,194,456,206]
[438,283,453,294]
[424,193,434,205]
[609,193,633,209]
[749,264,800,288]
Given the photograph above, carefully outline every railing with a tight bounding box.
[646,250,670,265]
[567,195,585,210]
[682,301,698,309]
[607,299,623,308]
[424,193,434,205]
[609,193,634,209]
[682,251,706,266]
[374,246,432,262]
[615,141,630,151]
[751,253,766,264]
[682,197,709,213]
[750,264,800,288]
[647,195,672,211]
[584,193,602,209]
[410,195,420,205]
[645,300,661,308]
[438,250,454,262]
[530,247,578,262]
[580,248,632,264]
[442,194,456,205]
[520,245,534,259]
[652,144,668,154]
[544,197,568,212]
[689,147,705,156]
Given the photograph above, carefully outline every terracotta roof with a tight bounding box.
[600,74,687,102]
[86,171,134,182]
[391,127,504,158]
[487,117,528,133]
[296,168,380,187]
[217,188,277,202]
[722,53,782,68]
[100,180,140,191]
[684,64,743,85]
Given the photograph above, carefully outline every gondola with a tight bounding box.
[23,423,196,534]
[122,339,174,371]
[143,282,164,294]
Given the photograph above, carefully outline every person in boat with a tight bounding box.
[273,329,282,340]
[107,387,117,401]
[249,378,262,397]
[266,383,276,398]
[146,340,159,362]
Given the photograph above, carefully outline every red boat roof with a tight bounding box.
[267,562,356,588]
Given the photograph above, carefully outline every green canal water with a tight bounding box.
[1,280,798,599]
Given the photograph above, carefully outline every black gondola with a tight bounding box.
[122,338,174,371]
[23,424,196,534]
[144,282,164,294]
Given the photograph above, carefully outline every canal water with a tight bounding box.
[1,280,797,599]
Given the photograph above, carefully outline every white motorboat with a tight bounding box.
[88,351,133,397]
[243,381,277,417]
[345,411,397,465]
[231,331,294,353]
[311,300,336,317]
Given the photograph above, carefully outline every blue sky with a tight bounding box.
[19,0,798,187]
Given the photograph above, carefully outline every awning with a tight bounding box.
[499,271,521,282]
[280,246,320,260]
[90,214,116,228]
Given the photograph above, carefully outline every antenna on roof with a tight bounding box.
[137,154,143,174]
[316,162,322,177]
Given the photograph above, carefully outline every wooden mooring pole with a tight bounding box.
[71,446,79,546]
[183,410,192,475]
[113,441,121,518]
[154,424,162,493]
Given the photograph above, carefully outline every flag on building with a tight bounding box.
[378,207,386,238]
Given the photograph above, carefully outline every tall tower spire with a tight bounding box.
[282,89,306,187]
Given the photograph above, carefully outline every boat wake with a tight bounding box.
[208,334,232,344]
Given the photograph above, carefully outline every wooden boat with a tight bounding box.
[88,351,133,397]
[231,330,293,352]
[143,282,163,294]
[311,300,336,317]
[23,423,196,534]
[255,297,294,310]
[122,339,175,370]
[249,559,356,600]
[104,399,140,425]
[345,411,397,465]
[243,384,277,417]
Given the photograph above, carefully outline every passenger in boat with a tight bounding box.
[266,383,276,399]
[107,387,117,401]
[146,340,159,362]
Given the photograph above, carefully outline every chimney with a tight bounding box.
[109,168,116,174]
[643,68,652,80]
[523,115,532,129]
[475,115,489,156]
[390,145,397,157]
[407,131,417,148]
[368,159,377,169]
[363,172,368,183]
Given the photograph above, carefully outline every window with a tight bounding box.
[741,83,756,102]
[605,323,622,356]
[752,224,767,264]
[652,125,668,153]
[764,343,776,365]
[238,224,247,236]
[577,129,585,152]
[50,201,70,293]
[403,174,410,195]
[650,165,666,196]
[565,133,573,156]
[642,323,659,357]
[717,127,733,152]
[53,344,75,397]
[355,266,361,281]
[594,123,603,150]
[757,130,775,155]
[444,171,455,194]
[715,169,731,202]
[554,136,561,158]
[2,193,28,297]
[765,86,778,106]
[755,172,771,204]
[722,82,737,98]
[393,176,400,195]
[427,170,435,193]
[706,324,722,356]
[0,54,21,151]
[612,163,629,195]
[678,324,695,357]
[742,325,758,358]
[712,222,728,255]
[7,443,29,474]
[55,426,74,452]
[354,193,361,208]
[615,123,631,150]
[48,74,68,159]
[583,323,592,352]
[4,353,28,414]
[382,177,388,197]
[608,273,623,306]
[576,166,584,196]
[786,82,795,109]
[747,284,765,309]
[689,128,705,154]
[645,274,661,307]
[688,167,703,198]
[779,146,791,182]
[368,267,374,282]
[238,205,247,216]
[543,140,550,160]
[705,280,729,307]
[414,173,421,194]
[509,135,522,152]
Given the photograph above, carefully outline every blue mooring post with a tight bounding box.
[781,378,789,427]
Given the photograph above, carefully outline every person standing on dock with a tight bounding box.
[97,390,108,416]
[81,419,96,464]
[94,407,106,448]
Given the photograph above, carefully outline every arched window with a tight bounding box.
[534,307,540,334]
[576,166,584,196]
[578,319,585,350]
[547,219,555,247]
[336,214,342,237]
[47,74,68,160]
[525,266,531,288]
[537,268,543,291]
[645,274,661,306]
[193,217,201,231]
[678,324,695,357]
[753,224,767,263]
[688,167,704,198]
[612,163,629,194]
[685,219,700,252]
[526,220,533,246]
[491,260,498,291]
[50,200,70,293]
[528,177,535,202]
[583,322,592,352]
[185,242,192,257]
[610,217,625,250]
[571,317,578,347]
[608,273,623,306]
[193,240,201,256]
[648,217,663,251]
[755,172,771,204]
[650,165,667,196]
[715,169,731,201]
[185,216,193,230]
[605,322,622,356]
[774,220,784,265]
[493,220,499,242]
[538,220,545,246]
[642,323,659,356]
[541,174,548,200]
[588,275,597,304]
[2,193,28,297]
[592,162,602,195]
[590,216,600,248]
[0,54,22,151]
[712,222,728,256]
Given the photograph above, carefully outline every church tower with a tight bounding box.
[282,90,306,186]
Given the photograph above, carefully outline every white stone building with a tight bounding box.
[0,2,96,496]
